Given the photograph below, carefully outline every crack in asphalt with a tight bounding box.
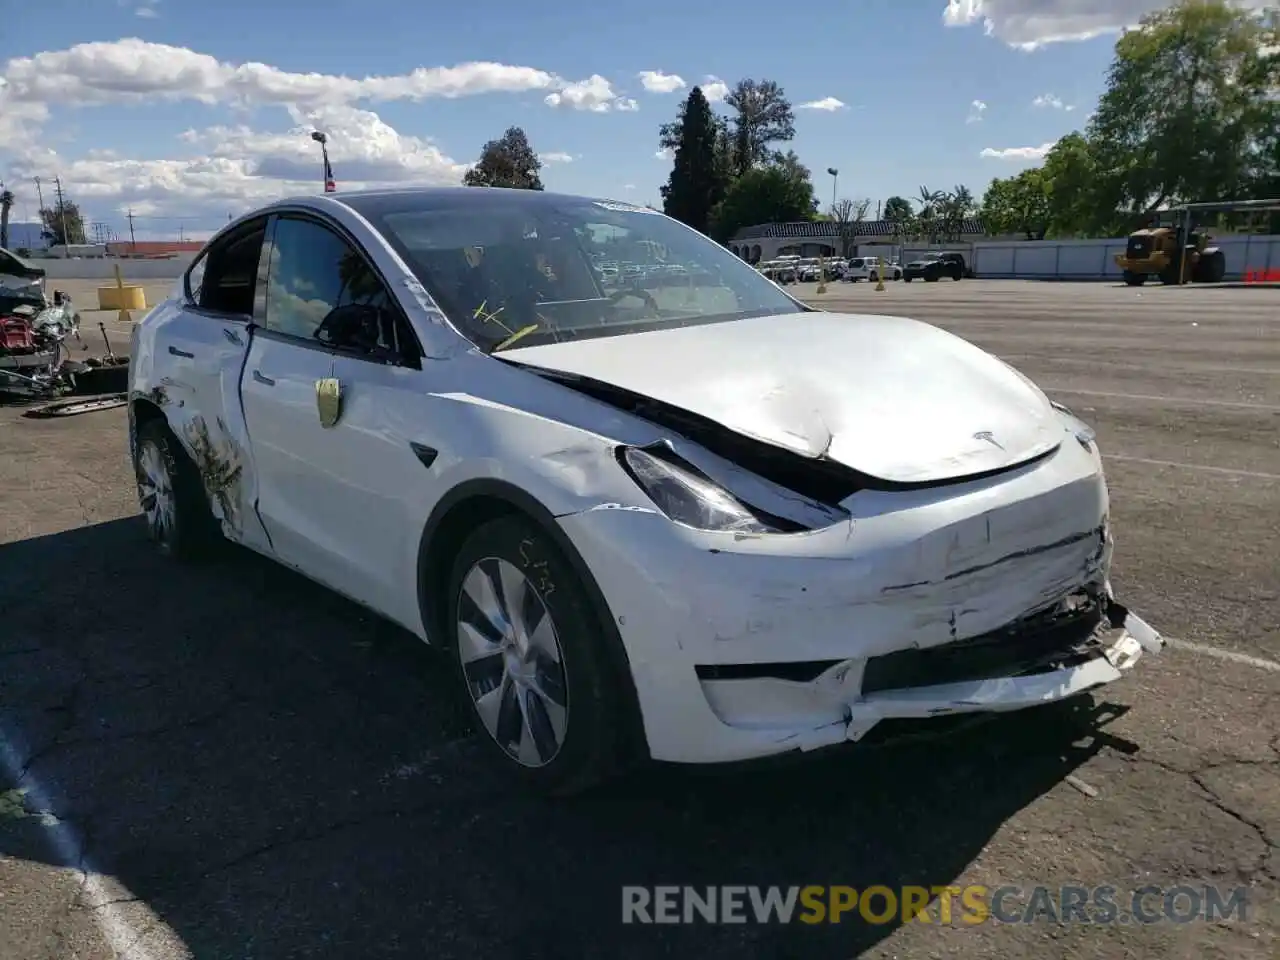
[1116,749,1280,883]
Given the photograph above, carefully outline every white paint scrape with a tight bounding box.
[0,731,190,960]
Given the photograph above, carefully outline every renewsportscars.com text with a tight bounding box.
[621,884,1248,926]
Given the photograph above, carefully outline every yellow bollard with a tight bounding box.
[816,253,827,294]
[115,264,132,323]
[875,253,886,292]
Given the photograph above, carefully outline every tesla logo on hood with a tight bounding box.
[973,430,1005,450]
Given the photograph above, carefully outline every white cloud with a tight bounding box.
[980,141,1055,160]
[701,76,729,102]
[2,103,470,234]
[966,99,987,123]
[1032,92,1075,110]
[0,38,637,230]
[798,96,846,111]
[655,147,674,160]
[135,5,159,17]
[944,0,1275,50]
[544,74,631,112]
[1,38,585,112]
[637,70,686,94]
[615,97,639,111]
[541,152,575,163]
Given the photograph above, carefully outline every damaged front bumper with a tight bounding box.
[557,441,1165,765]
[721,601,1163,754]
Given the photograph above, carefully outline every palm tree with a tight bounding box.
[916,186,945,243]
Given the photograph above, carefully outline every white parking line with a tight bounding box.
[1047,387,1280,412]
[1001,354,1280,377]
[1104,454,1280,481]
[0,731,184,960]
[1164,637,1280,673]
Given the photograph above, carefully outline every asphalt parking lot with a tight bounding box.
[2,278,1277,960]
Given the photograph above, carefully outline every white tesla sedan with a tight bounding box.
[127,187,1163,793]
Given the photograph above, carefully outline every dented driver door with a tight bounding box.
[154,215,273,553]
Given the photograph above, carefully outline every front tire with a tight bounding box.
[133,418,219,560]
[448,515,627,795]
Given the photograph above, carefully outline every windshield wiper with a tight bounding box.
[491,323,541,352]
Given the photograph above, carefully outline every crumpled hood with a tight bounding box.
[502,310,1062,484]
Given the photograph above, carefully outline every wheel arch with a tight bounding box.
[415,478,649,760]
[129,395,169,455]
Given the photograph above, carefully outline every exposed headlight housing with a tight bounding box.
[620,446,791,534]
[1051,400,1097,450]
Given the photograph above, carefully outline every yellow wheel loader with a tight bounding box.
[1115,220,1227,286]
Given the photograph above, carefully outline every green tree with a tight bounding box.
[40,201,86,246]
[980,170,1051,239]
[1039,133,1109,236]
[883,196,912,220]
[660,97,736,183]
[725,79,796,175]
[463,126,544,189]
[710,156,816,244]
[660,87,729,235]
[1087,0,1279,217]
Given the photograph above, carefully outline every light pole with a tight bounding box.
[311,131,336,193]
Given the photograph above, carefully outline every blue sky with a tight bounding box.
[0,0,1190,241]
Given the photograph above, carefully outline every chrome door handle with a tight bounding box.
[168,345,194,358]
[252,370,275,386]
[222,327,244,346]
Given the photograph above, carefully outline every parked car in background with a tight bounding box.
[127,187,1163,794]
[903,252,967,282]
[842,256,901,282]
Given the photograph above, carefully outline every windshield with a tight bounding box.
[349,192,805,352]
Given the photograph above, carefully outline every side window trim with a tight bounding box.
[184,215,271,322]
[183,248,208,304]
[260,210,423,368]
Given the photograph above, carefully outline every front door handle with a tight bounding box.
[222,327,244,346]
[168,345,194,358]
[252,370,275,386]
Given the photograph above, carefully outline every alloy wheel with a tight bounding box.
[456,557,569,767]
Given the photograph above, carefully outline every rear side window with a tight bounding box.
[192,219,267,315]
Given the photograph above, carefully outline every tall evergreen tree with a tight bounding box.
[660,87,727,235]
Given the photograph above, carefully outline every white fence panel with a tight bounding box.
[971,235,1280,281]
[37,256,197,281]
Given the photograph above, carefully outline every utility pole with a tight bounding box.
[53,176,71,256]
[127,208,136,253]
[33,177,46,247]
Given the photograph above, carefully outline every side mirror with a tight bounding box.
[314,303,397,361]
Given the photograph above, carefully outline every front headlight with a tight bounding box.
[620,446,780,533]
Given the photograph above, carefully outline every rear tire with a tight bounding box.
[1122,270,1146,287]
[446,514,629,795]
[1194,249,1226,283]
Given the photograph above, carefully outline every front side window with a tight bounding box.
[351,195,806,352]
[263,217,401,356]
